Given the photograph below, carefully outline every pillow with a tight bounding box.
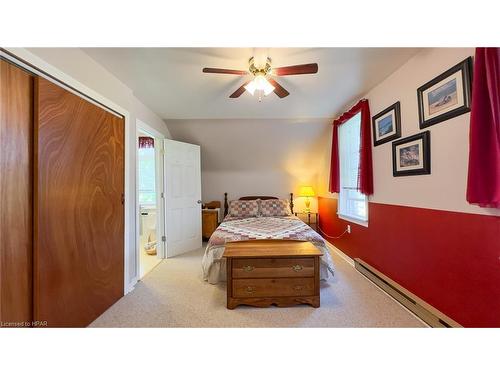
[260,199,291,217]
[228,199,259,218]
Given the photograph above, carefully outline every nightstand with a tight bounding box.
[294,212,319,232]
[202,209,219,240]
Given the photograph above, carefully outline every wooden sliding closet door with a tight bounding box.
[0,60,33,325]
[35,78,124,327]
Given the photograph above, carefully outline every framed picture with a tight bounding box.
[392,131,430,176]
[372,101,401,146]
[417,57,472,129]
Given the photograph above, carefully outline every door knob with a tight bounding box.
[197,200,202,204]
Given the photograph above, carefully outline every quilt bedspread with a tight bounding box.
[202,215,335,284]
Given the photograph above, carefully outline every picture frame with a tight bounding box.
[372,101,401,146]
[392,131,430,177]
[417,57,472,129]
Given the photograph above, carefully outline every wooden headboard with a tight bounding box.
[223,192,294,216]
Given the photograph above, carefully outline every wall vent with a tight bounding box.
[354,258,461,328]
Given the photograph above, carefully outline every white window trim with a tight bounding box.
[338,205,369,227]
[337,112,369,227]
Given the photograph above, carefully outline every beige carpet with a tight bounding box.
[90,246,425,327]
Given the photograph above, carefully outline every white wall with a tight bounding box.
[317,47,499,217]
[167,118,331,213]
[6,48,172,291]
[24,48,171,138]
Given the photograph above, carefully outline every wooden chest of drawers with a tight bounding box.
[223,240,322,309]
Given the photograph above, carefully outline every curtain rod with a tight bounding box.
[333,98,367,122]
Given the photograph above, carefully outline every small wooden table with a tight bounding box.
[202,209,219,240]
[294,211,319,232]
[223,240,323,309]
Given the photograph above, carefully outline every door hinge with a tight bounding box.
[161,192,164,198]
[161,236,166,242]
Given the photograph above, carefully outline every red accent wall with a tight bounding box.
[318,197,500,327]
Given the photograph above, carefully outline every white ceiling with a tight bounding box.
[82,48,421,119]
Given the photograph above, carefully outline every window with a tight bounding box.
[138,146,156,205]
[338,113,368,224]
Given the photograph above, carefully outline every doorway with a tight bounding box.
[136,124,164,278]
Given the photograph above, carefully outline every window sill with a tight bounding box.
[337,213,369,227]
[139,204,157,210]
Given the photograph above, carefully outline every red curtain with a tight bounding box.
[466,48,500,208]
[138,136,154,148]
[329,99,374,195]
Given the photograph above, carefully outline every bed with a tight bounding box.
[202,194,335,284]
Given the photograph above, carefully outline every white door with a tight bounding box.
[164,139,202,257]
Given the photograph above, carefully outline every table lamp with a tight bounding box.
[299,186,315,213]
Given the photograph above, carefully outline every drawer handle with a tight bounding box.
[292,264,303,272]
[245,286,256,294]
[293,285,303,291]
[243,265,255,272]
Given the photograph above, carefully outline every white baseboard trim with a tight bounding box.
[324,241,355,267]
[125,278,137,295]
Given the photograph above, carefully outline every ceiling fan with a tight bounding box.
[202,57,318,101]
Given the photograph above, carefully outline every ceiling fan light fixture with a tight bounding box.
[244,80,257,95]
[262,81,275,96]
[204,56,316,99]
[245,75,275,97]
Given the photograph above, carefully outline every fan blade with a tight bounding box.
[273,63,318,76]
[267,78,289,98]
[203,67,248,75]
[229,82,250,98]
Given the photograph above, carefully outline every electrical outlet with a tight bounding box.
[347,225,351,234]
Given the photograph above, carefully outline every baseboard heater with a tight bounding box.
[354,258,461,328]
